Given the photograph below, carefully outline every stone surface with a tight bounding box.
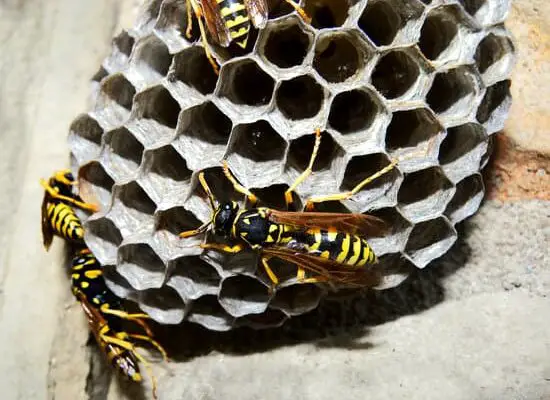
[0,1,548,400]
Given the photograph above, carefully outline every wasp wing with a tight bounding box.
[262,246,381,288]
[201,0,233,47]
[267,209,389,237]
[244,0,269,28]
[41,193,54,251]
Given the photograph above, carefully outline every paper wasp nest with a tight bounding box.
[69,0,515,330]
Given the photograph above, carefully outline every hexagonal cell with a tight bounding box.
[445,173,484,224]
[219,275,271,317]
[171,47,218,95]
[100,128,144,181]
[340,152,401,212]
[92,66,109,83]
[375,252,416,290]
[95,73,136,126]
[397,167,454,223]
[286,131,345,198]
[304,0,351,28]
[366,207,412,256]
[129,85,181,147]
[426,66,478,122]
[236,308,288,329]
[155,206,203,237]
[358,0,424,47]
[328,89,382,135]
[113,30,135,57]
[102,265,135,300]
[474,32,515,85]
[439,123,487,183]
[404,217,457,268]
[225,121,287,188]
[154,0,199,50]
[187,295,235,331]
[371,50,420,99]
[84,216,123,265]
[459,0,510,27]
[109,181,156,237]
[172,102,232,170]
[138,286,187,324]
[103,31,135,74]
[275,75,325,120]
[418,6,461,61]
[77,161,114,210]
[140,144,192,204]
[314,31,369,84]
[116,181,157,216]
[270,284,323,316]
[217,60,275,108]
[118,242,166,290]
[128,36,172,87]
[476,79,511,134]
[385,108,442,152]
[166,255,221,300]
[260,17,313,69]
[68,114,104,164]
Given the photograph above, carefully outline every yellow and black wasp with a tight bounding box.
[185,0,311,73]
[40,169,98,250]
[180,129,404,289]
[71,248,168,399]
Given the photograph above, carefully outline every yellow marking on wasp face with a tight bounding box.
[336,234,351,263]
[243,218,250,225]
[265,235,274,243]
[93,298,101,305]
[241,232,248,237]
[72,273,80,280]
[320,250,330,259]
[269,224,278,233]
[347,236,362,265]
[85,270,102,279]
[220,3,246,17]
[81,281,90,289]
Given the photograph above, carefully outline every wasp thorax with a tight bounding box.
[213,201,239,237]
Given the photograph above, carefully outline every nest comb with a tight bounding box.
[68,0,516,331]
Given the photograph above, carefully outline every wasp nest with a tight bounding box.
[68,0,515,331]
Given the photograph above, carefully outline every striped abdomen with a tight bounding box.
[47,201,84,242]
[96,325,142,382]
[217,0,251,48]
[301,228,377,267]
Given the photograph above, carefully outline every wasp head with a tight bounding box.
[212,201,239,237]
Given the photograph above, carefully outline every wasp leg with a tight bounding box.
[40,179,99,212]
[187,0,219,74]
[101,334,159,400]
[284,128,322,211]
[127,334,169,362]
[260,257,279,294]
[185,0,194,38]
[99,308,154,336]
[282,0,311,24]
[304,159,399,211]
[298,274,330,284]
[200,243,244,253]
[222,160,258,207]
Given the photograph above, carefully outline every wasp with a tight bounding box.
[40,169,98,250]
[185,0,311,74]
[180,129,405,289]
[71,248,168,399]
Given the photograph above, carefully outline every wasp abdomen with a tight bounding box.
[216,0,251,48]
[47,202,84,242]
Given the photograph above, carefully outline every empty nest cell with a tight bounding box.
[99,73,136,112]
[229,120,287,163]
[187,295,234,331]
[177,101,232,146]
[68,114,104,163]
[270,284,323,316]
[84,216,123,264]
[77,161,114,209]
[445,174,484,224]
[113,30,135,57]
[313,32,366,84]
[458,0,486,19]
[219,275,271,317]
[418,6,461,61]
[166,255,221,300]
[218,60,275,107]
[102,127,144,178]
[328,89,381,134]
[358,0,423,46]
[397,167,454,222]
[237,308,288,329]
[155,206,202,236]
[366,207,412,255]
[426,67,476,116]
[134,85,181,129]
[276,75,325,120]
[385,107,442,151]
[439,123,486,165]
[287,131,342,174]
[250,184,292,210]
[475,32,514,74]
[476,79,511,126]
[116,181,157,217]
[404,216,456,268]
[261,18,312,68]
[117,242,166,291]
[138,286,186,324]
[131,35,172,79]
[154,0,199,45]
[371,49,420,99]
[171,47,218,95]
[304,0,351,29]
